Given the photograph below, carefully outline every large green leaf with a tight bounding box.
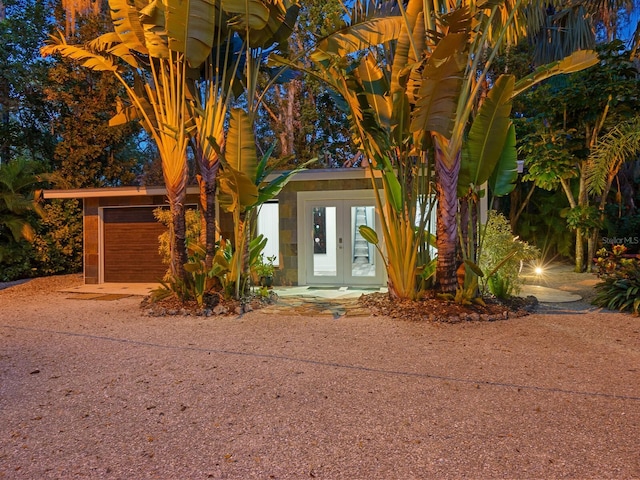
[512,49,598,98]
[359,225,379,246]
[410,32,468,138]
[488,123,518,196]
[165,0,216,67]
[312,17,404,63]
[218,166,259,213]
[357,53,391,132]
[226,108,258,181]
[458,74,514,195]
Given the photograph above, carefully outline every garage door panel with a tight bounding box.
[103,207,168,283]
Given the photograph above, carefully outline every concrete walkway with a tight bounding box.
[60,263,598,304]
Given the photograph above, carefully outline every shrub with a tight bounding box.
[153,207,201,279]
[0,199,82,281]
[593,245,640,315]
[32,199,83,275]
[479,211,540,298]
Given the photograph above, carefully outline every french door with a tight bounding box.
[298,191,385,286]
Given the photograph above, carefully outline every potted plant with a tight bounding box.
[254,254,277,287]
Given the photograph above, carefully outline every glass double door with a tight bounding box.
[300,193,384,286]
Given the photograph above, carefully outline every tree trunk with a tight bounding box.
[587,229,597,273]
[196,162,219,270]
[435,148,461,294]
[559,177,585,272]
[575,226,585,273]
[169,199,187,281]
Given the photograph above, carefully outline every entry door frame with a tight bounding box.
[297,190,386,287]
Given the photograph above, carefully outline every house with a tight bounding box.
[43,168,399,288]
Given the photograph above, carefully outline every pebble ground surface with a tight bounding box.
[0,270,638,479]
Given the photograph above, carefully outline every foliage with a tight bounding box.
[515,40,640,271]
[0,158,45,274]
[601,206,640,254]
[31,198,83,275]
[593,245,640,315]
[44,12,146,187]
[152,206,269,305]
[479,211,539,298]
[154,207,200,278]
[253,254,276,278]
[0,159,82,280]
[46,0,300,287]
[218,124,310,299]
[0,0,55,164]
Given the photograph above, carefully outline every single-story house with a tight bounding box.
[44,168,403,288]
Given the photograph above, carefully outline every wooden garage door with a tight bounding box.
[103,207,168,283]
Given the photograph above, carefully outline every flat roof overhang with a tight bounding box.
[43,168,381,200]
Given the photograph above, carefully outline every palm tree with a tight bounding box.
[0,158,45,264]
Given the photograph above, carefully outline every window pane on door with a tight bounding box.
[313,206,337,276]
[351,206,376,277]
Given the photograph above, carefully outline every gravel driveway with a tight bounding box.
[1,275,639,479]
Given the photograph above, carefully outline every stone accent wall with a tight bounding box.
[275,176,376,286]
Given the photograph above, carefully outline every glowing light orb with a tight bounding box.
[534,266,544,275]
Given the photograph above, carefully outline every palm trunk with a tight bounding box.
[435,148,461,294]
[196,164,219,270]
[169,199,187,281]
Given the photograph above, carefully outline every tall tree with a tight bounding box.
[44,11,145,187]
[256,0,355,167]
[0,0,54,165]
[518,40,640,271]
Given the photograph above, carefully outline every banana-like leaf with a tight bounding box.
[410,32,468,138]
[357,53,391,132]
[226,108,258,181]
[218,166,259,213]
[41,33,119,72]
[108,0,148,54]
[389,0,422,97]
[7,218,35,242]
[256,169,299,205]
[221,0,270,31]
[488,124,518,196]
[239,0,297,49]
[383,170,403,213]
[311,17,403,63]
[464,259,484,278]
[165,0,216,68]
[255,143,277,185]
[457,74,514,195]
[109,102,139,127]
[405,12,426,106]
[512,49,598,98]
[267,2,300,48]
[139,0,171,59]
